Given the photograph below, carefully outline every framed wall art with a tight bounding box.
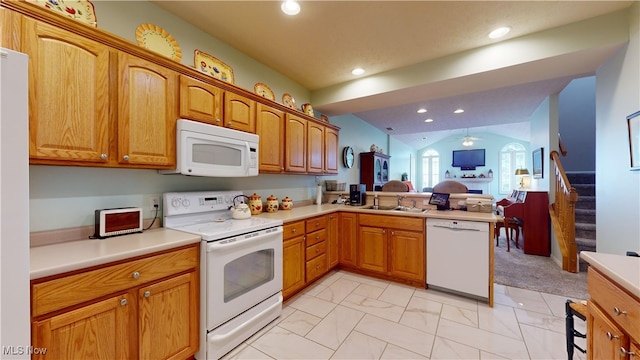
[532,147,544,179]
[627,110,640,170]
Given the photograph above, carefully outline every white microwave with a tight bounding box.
[160,119,259,177]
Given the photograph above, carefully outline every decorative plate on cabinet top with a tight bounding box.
[254,83,275,101]
[282,93,296,109]
[135,23,182,61]
[194,49,234,84]
[29,0,97,27]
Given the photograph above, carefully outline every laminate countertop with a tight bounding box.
[581,251,640,298]
[30,228,200,280]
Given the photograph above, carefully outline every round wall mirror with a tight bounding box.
[343,146,355,168]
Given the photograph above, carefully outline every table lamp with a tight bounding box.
[515,168,530,189]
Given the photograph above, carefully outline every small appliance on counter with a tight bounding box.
[349,184,366,206]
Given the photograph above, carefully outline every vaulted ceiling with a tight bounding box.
[153,1,633,149]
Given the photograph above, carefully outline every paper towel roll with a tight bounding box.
[316,184,322,205]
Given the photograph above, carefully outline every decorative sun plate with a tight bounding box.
[135,24,182,62]
[29,0,97,27]
[254,83,275,101]
[194,50,234,84]
[282,93,296,109]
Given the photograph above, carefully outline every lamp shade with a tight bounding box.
[515,168,530,176]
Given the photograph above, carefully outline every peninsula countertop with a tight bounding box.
[580,251,640,298]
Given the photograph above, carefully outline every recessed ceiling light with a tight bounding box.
[386,127,394,131]
[351,68,365,76]
[281,1,300,15]
[422,137,428,140]
[489,26,511,39]
[417,108,427,114]
[424,118,433,123]
[454,108,465,114]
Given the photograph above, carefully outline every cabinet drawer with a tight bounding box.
[306,216,327,233]
[284,220,305,240]
[588,268,640,340]
[358,214,424,232]
[306,240,326,260]
[306,253,327,282]
[306,228,327,247]
[32,246,199,317]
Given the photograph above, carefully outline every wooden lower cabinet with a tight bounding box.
[327,214,339,268]
[282,220,306,300]
[339,213,358,267]
[31,245,199,360]
[586,267,640,360]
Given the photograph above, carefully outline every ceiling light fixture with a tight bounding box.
[351,68,365,76]
[424,118,433,123]
[462,139,474,147]
[417,108,427,114]
[281,1,300,16]
[489,26,511,39]
[454,108,464,114]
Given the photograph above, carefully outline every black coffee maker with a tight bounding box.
[349,184,366,206]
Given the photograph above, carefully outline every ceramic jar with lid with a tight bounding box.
[248,193,262,215]
[266,195,279,213]
[281,196,293,210]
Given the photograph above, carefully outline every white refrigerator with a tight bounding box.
[0,48,30,358]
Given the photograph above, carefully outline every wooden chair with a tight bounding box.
[565,300,587,359]
[432,180,468,194]
[495,217,521,252]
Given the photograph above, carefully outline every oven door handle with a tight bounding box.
[206,227,283,253]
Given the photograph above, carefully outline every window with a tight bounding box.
[499,143,526,194]
[421,149,440,190]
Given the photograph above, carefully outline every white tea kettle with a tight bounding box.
[229,195,251,220]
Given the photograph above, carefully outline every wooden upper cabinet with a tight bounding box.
[256,103,285,173]
[324,127,339,174]
[307,121,324,173]
[285,113,307,173]
[224,92,256,133]
[23,17,110,164]
[117,52,177,167]
[179,75,222,125]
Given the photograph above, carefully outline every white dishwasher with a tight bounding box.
[426,218,489,300]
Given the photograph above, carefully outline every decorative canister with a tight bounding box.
[266,195,279,213]
[248,193,262,215]
[281,196,293,210]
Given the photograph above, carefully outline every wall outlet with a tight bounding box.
[149,196,161,212]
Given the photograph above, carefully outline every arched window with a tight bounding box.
[499,143,527,194]
[421,149,440,191]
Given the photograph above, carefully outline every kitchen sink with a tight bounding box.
[364,205,428,213]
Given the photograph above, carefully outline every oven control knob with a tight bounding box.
[182,199,190,207]
[171,198,181,208]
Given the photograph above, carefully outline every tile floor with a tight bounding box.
[222,270,587,360]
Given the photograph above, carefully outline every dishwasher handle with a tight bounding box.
[431,224,481,232]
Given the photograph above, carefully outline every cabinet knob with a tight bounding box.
[606,331,619,341]
[100,153,107,160]
[143,290,151,298]
[621,347,636,357]
[316,248,320,253]
[292,228,297,233]
[227,121,232,126]
[315,235,320,240]
[132,271,140,279]
[123,155,130,161]
[120,298,128,306]
[216,118,221,124]
[613,307,627,316]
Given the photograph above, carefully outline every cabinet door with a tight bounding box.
[139,271,199,360]
[327,214,339,268]
[224,92,256,133]
[23,17,110,164]
[357,226,387,273]
[307,121,324,173]
[389,229,425,282]
[118,52,177,167]
[324,127,339,174]
[256,103,285,173]
[32,293,132,360]
[283,235,306,300]
[339,213,358,267]
[179,75,222,125]
[587,301,628,360]
[285,113,307,173]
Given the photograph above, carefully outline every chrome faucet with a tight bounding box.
[397,195,404,207]
[411,200,417,208]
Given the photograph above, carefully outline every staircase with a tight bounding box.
[567,172,596,271]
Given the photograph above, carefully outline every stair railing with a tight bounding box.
[549,150,579,273]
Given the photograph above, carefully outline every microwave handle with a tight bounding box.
[245,141,251,175]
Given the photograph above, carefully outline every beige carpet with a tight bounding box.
[494,234,588,300]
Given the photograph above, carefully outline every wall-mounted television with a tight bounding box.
[452,149,485,170]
